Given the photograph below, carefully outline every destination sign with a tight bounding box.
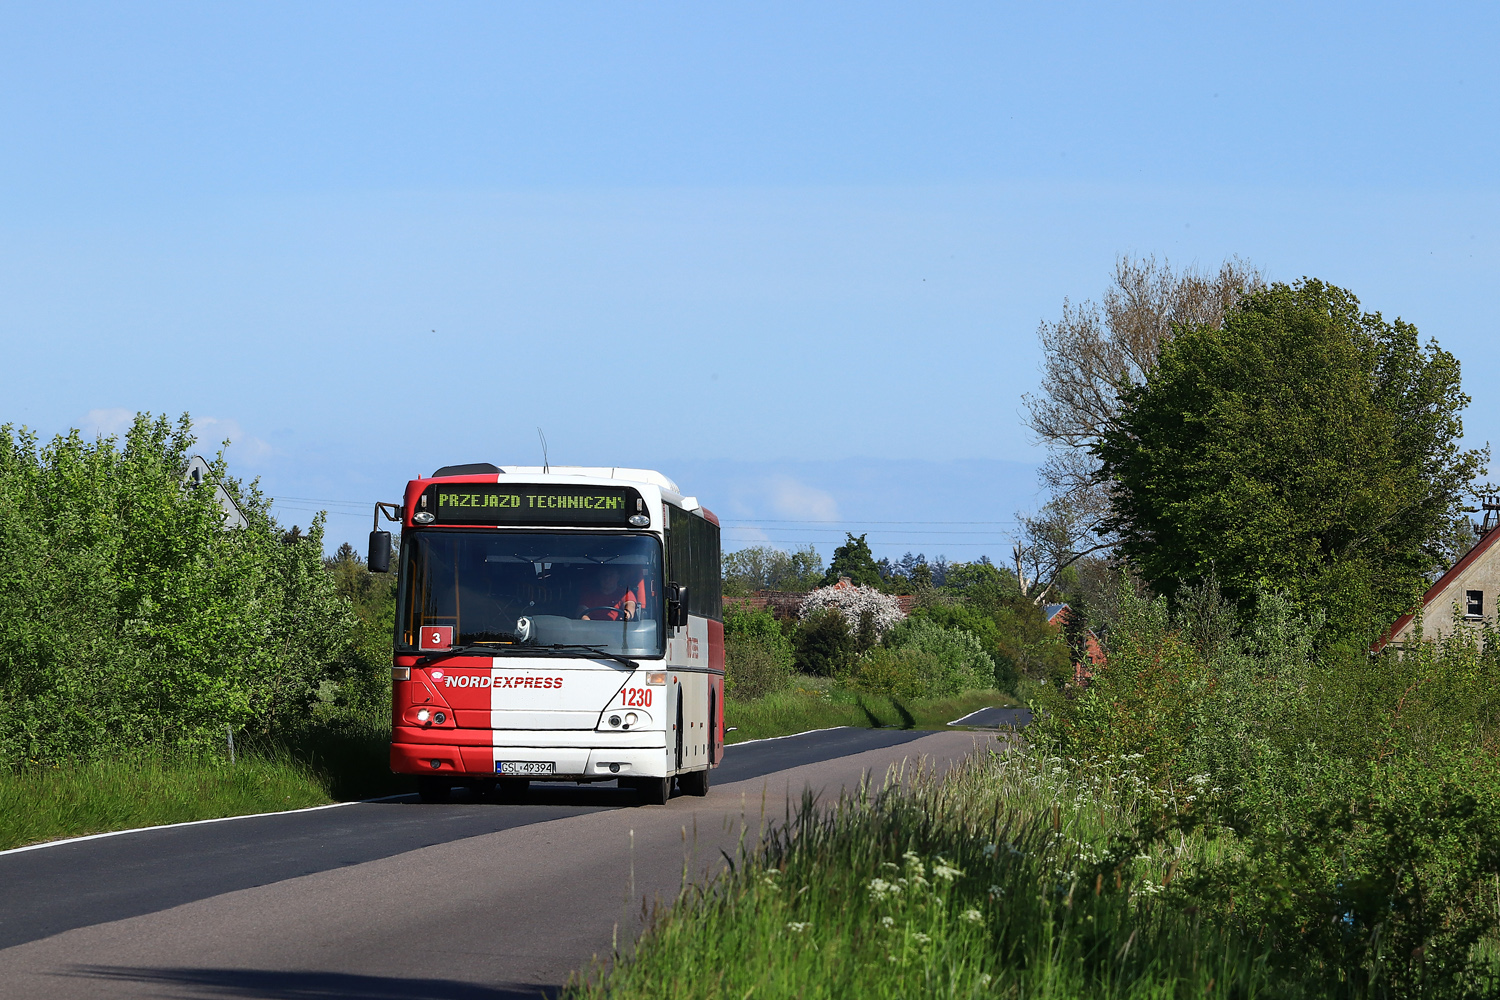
[421,485,642,526]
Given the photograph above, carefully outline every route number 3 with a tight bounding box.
[623,687,652,707]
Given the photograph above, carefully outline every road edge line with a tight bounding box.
[946,707,1032,727]
[0,798,397,858]
[724,726,850,747]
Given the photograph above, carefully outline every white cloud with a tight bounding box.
[81,408,134,437]
[720,524,772,547]
[197,416,275,465]
[768,476,839,521]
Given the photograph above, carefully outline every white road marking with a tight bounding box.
[0,795,409,858]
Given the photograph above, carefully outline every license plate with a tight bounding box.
[497,761,555,776]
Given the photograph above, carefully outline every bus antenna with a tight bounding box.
[538,427,550,473]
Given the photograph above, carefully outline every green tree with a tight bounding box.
[1096,279,1488,637]
[722,545,824,596]
[821,533,883,588]
[0,413,361,765]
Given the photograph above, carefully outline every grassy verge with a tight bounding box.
[725,681,1018,743]
[568,745,1270,1000]
[0,708,408,852]
[0,753,331,852]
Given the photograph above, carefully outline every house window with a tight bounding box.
[1466,590,1484,618]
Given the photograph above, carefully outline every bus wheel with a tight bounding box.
[417,776,452,803]
[679,766,710,797]
[632,776,672,806]
[495,778,529,803]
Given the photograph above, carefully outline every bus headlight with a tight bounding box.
[414,511,436,524]
[628,514,649,527]
[645,672,666,686]
[417,708,430,723]
[625,712,638,726]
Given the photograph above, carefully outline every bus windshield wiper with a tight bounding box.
[534,644,639,669]
[414,644,518,666]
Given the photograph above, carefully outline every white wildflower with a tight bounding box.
[912,932,931,945]
[786,921,811,933]
[961,908,983,923]
[932,858,964,882]
[880,916,895,928]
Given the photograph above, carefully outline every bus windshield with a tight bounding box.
[399,531,664,657]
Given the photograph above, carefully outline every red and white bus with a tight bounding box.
[369,464,723,805]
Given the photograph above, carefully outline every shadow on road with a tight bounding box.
[64,966,556,999]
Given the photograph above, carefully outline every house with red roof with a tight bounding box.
[1373,505,1500,652]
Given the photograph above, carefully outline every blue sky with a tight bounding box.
[3,2,1496,562]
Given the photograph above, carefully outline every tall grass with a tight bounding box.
[0,751,329,851]
[0,703,408,851]
[569,745,1272,999]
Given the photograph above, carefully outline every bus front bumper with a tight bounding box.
[391,739,670,780]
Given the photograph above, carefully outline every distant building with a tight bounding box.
[1045,602,1105,686]
[1373,508,1500,652]
[182,455,248,530]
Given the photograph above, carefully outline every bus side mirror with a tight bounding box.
[368,530,392,573]
[668,583,689,627]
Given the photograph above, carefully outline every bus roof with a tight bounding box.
[495,466,681,494]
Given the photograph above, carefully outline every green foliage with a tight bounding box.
[322,541,398,721]
[1097,278,1489,639]
[938,559,1017,601]
[1037,584,1500,995]
[990,599,1071,689]
[722,544,824,597]
[793,608,855,677]
[821,532,883,588]
[0,413,362,767]
[723,602,797,699]
[724,601,792,652]
[881,618,995,694]
[839,647,942,700]
[571,749,1274,1000]
[907,602,1019,692]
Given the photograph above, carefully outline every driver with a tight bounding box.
[577,565,642,621]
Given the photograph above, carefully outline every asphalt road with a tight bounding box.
[0,726,994,1000]
[948,706,1033,728]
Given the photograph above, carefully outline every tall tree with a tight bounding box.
[821,533,883,588]
[1095,279,1488,637]
[1018,256,1264,598]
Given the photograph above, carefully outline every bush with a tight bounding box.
[838,647,940,701]
[798,583,905,639]
[1033,584,1500,994]
[722,602,796,700]
[0,414,361,767]
[882,618,995,694]
[725,636,794,700]
[794,609,855,677]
